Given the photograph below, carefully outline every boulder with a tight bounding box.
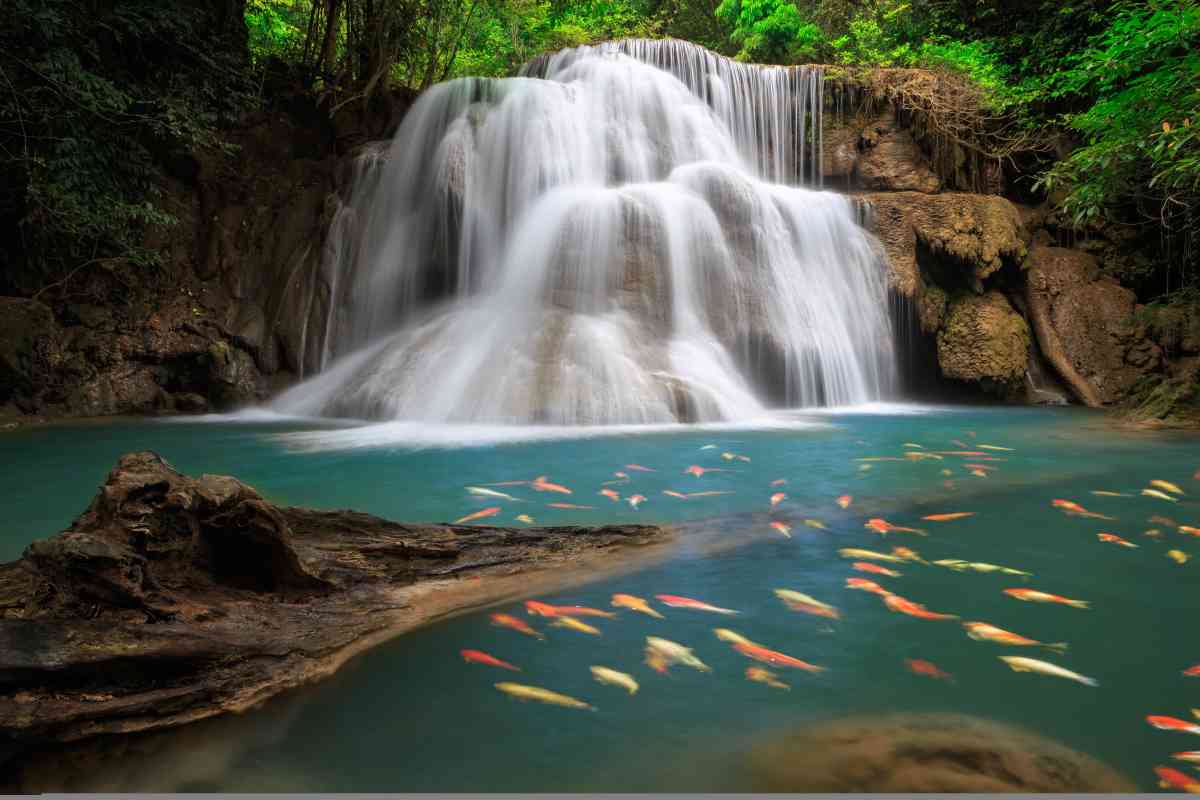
[936,290,1030,396]
[1024,245,1158,405]
[0,298,61,408]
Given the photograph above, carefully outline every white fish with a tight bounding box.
[590,666,639,695]
[1143,488,1180,503]
[998,656,1098,687]
[467,486,522,501]
[645,636,710,672]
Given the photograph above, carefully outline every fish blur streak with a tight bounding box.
[837,495,852,509]
[1151,479,1186,495]
[921,512,975,522]
[494,682,594,710]
[770,479,787,487]
[978,444,1014,451]
[770,492,786,507]
[1171,752,1200,765]
[733,641,824,672]
[514,514,534,524]
[1154,767,1200,793]
[1168,549,1190,564]
[599,488,620,502]
[839,548,905,563]
[612,593,664,618]
[627,494,646,509]
[714,628,756,645]
[774,589,840,619]
[845,577,894,596]
[686,490,732,498]
[655,594,739,614]
[624,464,655,472]
[1184,664,1200,677]
[1147,716,1200,735]
[663,490,688,499]
[1003,588,1089,609]
[547,503,593,509]
[525,600,615,618]
[1179,525,1200,537]
[803,519,827,530]
[999,656,1098,687]
[1097,532,1138,548]
[770,521,792,538]
[746,666,790,690]
[461,649,521,671]
[1143,488,1180,503]
[891,546,926,563]
[531,476,572,494]
[852,561,901,577]
[1051,498,1115,520]
[1091,491,1130,497]
[552,616,602,635]
[455,506,501,524]
[963,622,1068,654]
[591,666,639,694]
[865,518,927,536]
[490,613,545,639]
[884,594,958,620]
[467,487,522,501]
[645,636,711,673]
[906,659,954,682]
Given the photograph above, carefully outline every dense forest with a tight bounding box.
[0,0,1197,413]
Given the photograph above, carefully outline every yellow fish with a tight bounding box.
[998,656,1098,687]
[714,628,756,646]
[1091,491,1130,497]
[1143,488,1180,503]
[1168,550,1190,564]
[803,519,827,530]
[514,514,535,524]
[903,443,924,449]
[495,682,594,710]
[590,666,638,695]
[611,593,663,618]
[746,666,790,690]
[1151,479,1185,496]
[552,616,601,635]
[979,444,1014,451]
[839,548,905,563]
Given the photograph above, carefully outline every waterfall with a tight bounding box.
[274,39,897,425]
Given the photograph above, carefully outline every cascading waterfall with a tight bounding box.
[274,39,898,424]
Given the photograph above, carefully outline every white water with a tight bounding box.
[274,39,897,425]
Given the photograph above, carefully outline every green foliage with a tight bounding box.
[0,0,249,294]
[714,0,821,63]
[246,0,309,65]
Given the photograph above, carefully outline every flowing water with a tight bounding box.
[276,40,895,424]
[2,409,1198,791]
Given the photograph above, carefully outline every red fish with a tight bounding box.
[1097,532,1138,548]
[836,495,852,509]
[455,507,501,525]
[865,518,927,536]
[624,464,655,472]
[685,465,726,477]
[845,577,894,596]
[655,594,739,614]
[547,503,593,510]
[663,490,688,499]
[1179,525,1200,537]
[922,512,976,522]
[1154,766,1200,793]
[884,594,958,620]
[1184,665,1200,677]
[770,479,787,487]
[490,613,544,639]
[461,649,520,671]
[627,494,646,509]
[531,476,572,494]
[1051,498,1115,520]
[733,641,824,672]
[1148,716,1200,735]
[524,600,615,618]
[853,561,901,577]
[599,488,620,502]
[770,492,787,507]
[906,659,954,682]
[770,521,792,538]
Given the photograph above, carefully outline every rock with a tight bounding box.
[206,340,264,409]
[0,298,61,408]
[856,109,941,193]
[1024,245,1157,405]
[0,452,670,745]
[937,291,1030,396]
[861,192,1027,297]
[745,712,1136,792]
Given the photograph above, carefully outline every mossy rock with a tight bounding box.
[936,290,1030,396]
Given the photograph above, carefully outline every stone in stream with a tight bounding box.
[0,451,669,752]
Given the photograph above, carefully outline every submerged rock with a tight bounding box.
[0,452,669,745]
[937,291,1031,397]
[745,712,1136,792]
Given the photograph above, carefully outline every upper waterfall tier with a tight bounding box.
[273,39,897,425]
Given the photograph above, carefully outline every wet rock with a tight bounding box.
[0,298,61,409]
[0,452,669,744]
[745,712,1136,792]
[861,192,1027,297]
[1025,245,1158,405]
[937,291,1030,397]
[856,109,941,193]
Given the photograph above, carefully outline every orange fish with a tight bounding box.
[968,469,988,478]
[599,488,621,502]
[524,600,615,619]
[865,518,927,536]
[922,512,976,522]
[1051,498,1115,520]
[1179,525,1200,537]
[936,450,988,456]
[627,494,646,509]
[1148,716,1200,735]
[770,492,787,507]
[603,472,630,485]
[461,649,520,671]
[884,594,958,620]
[836,495,852,509]
[963,464,997,471]
[490,613,544,639]
[685,465,726,477]
[655,594,739,614]
[1154,766,1200,793]
[547,503,593,510]
[624,464,655,472]
[770,479,787,487]
[663,490,688,499]
[455,507,501,525]
[770,521,792,538]
[531,476,572,494]
[1184,664,1200,677]
[906,659,954,682]
[891,546,926,563]
[845,577,894,596]
[853,561,901,577]
[733,641,824,672]
[1097,532,1138,548]
[1003,588,1089,609]
[963,621,1067,653]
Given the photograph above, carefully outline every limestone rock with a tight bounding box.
[856,109,941,193]
[937,291,1030,396]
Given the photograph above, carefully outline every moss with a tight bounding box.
[936,290,1030,394]
[1120,374,1200,427]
